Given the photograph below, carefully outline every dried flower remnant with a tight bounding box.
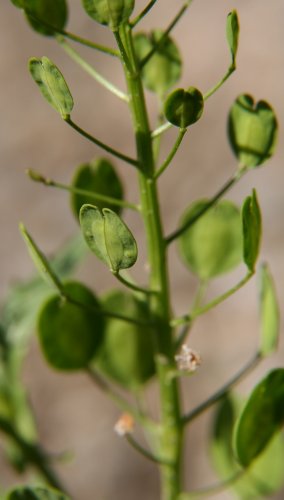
[175,345,201,373]
[114,413,134,436]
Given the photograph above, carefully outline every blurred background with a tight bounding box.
[0,0,283,498]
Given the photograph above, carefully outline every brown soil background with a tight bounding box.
[0,1,283,499]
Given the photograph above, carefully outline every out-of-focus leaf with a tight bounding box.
[258,263,280,356]
[24,0,68,36]
[179,200,243,280]
[6,485,70,500]
[95,290,155,390]
[134,30,182,96]
[234,369,284,467]
[71,157,124,218]
[37,281,104,370]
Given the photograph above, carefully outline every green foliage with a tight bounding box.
[164,87,204,128]
[234,369,284,467]
[134,30,182,96]
[37,281,104,370]
[210,395,284,498]
[79,205,137,272]
[70,157,124,218]
[258,263,280,356]
[179,200,243,280]
[228,94,278,167]
[82,0,134,30]
[29,57,73,119]
[242,189,262,272]
[226,10,239,67]
[95,290,155,390]
[6,485,69,500]
[10,0,68,36]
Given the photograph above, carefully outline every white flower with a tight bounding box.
[175,345,201,373]
[114,413,134,436]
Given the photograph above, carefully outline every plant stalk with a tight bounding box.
[118,23,183,500]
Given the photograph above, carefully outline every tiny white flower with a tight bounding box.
[114,413,134,436]
[175,345,201,373]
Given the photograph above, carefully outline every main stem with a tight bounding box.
[118,24,183,499]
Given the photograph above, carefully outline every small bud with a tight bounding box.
[114,413,134,436]
[175,345,201,373]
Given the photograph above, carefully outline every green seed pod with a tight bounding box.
[95,290,155,390]
[228,94,278,168]
[10,0,68,37]
[7,485,69,500]
[29,56,73,119]
[71,157,124,219]
[80,204,137,272]
[164,87,204,128]
[37,281,104,371]
[81,0,134,31]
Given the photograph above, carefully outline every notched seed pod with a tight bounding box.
[82,0,135,31]
[164,87,204,128]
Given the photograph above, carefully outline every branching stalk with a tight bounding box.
[154,128,187,179]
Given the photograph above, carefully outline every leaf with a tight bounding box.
[234,369,284,467]
[94,290,155,390]
[81,0,134,31]
[6,485,70,499]
[179,200,243,280]
[228,94,278,168]
[24,0,68,36]
[70,157,124,218]
[79,205,137,272]
[19,223,62,291]
[226,10,239,67]
[29,56,73,119]
[258,263,280,356]
[134,30,182,96]
[242,189,262,272]
[37,281,104,370]
[164,87,204,128]
[210,395,284,499]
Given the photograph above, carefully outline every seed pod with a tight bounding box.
[82,0,134,31]
[164,87,204,128]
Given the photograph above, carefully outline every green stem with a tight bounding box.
[140,0,194,68]
[113,271,156,295]
[131,0,158,27]
[166,168,245,244]
[66,118,138,168]
[25,11,119,56]
[182,352,261,425]
[154,129,187,179]
[126,434,173,466]
[0,417,65,492]
[191,272,254,320]
[152,122,172,139]
[118,24,183,499]
[57,36,129,102]
[27,169,139,212]
[203,65,235,101]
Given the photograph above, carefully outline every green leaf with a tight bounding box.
[242,189,262,272]
[37,281,104,370]
[79,204,137,272]
[210,395,284,498]
[258,263,280,356]
[71,157,124,218]
[234,369,284,467]
[81,0,134,31]
[95,290,155,390]
[24,0,68,36]
[179,200,243,280]
[10,0,25,7]
[134,30,182,96]
[228,94,278,168]
[226,10,239,67]
[29,57,73,119]
[6,485,69,500]
[19,223,62,291]
[164,87,204,128]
